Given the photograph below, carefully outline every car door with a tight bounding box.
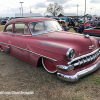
[9,23,31,63]
[0,24,13,52]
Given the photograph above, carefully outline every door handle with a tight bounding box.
[11,34,14,37]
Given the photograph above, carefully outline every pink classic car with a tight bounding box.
[0,17,100,82]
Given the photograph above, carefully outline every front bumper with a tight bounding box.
[57,60,100,82]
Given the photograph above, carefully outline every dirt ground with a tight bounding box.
[0,50,100,100]
[0,25,100,100]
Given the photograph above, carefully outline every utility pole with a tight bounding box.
[19,7,21,14]
[77,5,79,21]
[81,11,82,17]
[90,8,92,15]
[19,2,24,17]
[84,0,86,20]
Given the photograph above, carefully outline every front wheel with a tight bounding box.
[42,58,57,73]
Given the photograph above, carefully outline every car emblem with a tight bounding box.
[89,45,94,50]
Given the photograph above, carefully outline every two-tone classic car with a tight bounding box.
[83,27,100,37]
[0,17,100,82]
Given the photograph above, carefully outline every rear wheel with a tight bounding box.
[42,58,57,73]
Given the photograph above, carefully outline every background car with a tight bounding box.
[1,18,10,25]
[52,17,65,23]
[83,27,100,37]
[67,18,75,27]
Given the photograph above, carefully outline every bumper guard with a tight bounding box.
[57,61,100,82]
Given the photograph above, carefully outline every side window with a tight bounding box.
[14,23,30,35]
[29,21,44,34]
[34,22,44,30]
[5,24,12,32]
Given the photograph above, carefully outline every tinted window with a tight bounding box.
[14,23,30,35]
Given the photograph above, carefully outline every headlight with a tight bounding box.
[66,48,75,60]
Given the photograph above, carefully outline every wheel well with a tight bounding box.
[37,57,42,67]
[5,47,10,54]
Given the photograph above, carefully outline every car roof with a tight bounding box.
[7,17,55,24]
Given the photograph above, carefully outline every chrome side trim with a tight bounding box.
[0,42,57,61]
[28,51,57,61]
[57,60,100,82]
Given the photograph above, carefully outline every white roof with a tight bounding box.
[15,13,42,17]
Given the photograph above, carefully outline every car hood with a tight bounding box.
[31,31,99,58]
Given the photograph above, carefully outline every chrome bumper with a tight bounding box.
[57,61,100,82]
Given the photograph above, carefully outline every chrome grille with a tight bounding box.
[68,48,100,67]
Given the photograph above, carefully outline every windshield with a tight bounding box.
[29,20,62,35]
[3,19,8,20]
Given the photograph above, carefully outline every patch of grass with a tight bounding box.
[0,25,4,31]
[81,75,93,82]
[80,74,100,85]
[93,76,100,85]
[69,27,76,33]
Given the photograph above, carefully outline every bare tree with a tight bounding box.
[47,2,63,17]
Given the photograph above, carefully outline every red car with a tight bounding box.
[84,27,100,37]
[0,17,100,82]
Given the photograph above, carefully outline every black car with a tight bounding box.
[1,19,10,25]
[67,18,75,27]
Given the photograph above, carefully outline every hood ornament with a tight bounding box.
[89,45,94,50]
[85,34,89,38]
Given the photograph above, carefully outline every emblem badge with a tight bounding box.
[89,45,94,50]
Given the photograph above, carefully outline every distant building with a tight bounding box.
[58,13,77,17]
[15,13,42,18]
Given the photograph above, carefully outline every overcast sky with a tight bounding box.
[0,0,100,17]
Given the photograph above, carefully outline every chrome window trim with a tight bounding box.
[28,20,62,36]
[3,24,13,33]
[3,32,13,34]
[0,42,57,62]
[3,23,32,36]
[13,23,31,36]
[2,32,32,36]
